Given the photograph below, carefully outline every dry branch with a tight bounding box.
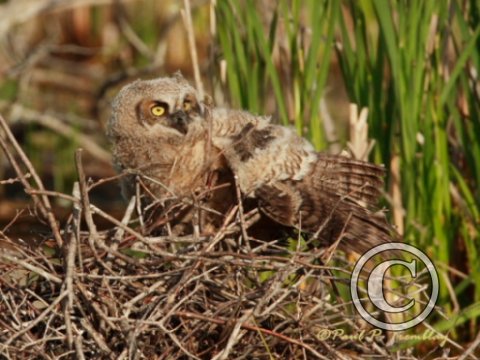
[0,114,63,247]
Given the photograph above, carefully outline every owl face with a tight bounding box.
[108,73,206,140]
[134,90,203,135]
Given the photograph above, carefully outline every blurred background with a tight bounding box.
[0,0,479,351]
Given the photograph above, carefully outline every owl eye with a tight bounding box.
[183,100,192,112]
[150,104,167,117]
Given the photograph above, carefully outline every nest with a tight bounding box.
[0,116,421,359]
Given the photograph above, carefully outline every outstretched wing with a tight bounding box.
[212,110,396,253]
[309,153,386,207]
[254,156,396,254]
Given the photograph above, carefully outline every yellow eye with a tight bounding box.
[150,104,166,117]
[183,101,192,112]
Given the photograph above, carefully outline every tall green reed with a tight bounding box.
[337,0,480,323]
[214,0,480,338]
[216,0,339,149]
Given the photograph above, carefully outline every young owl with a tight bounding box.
[107,73,396,253]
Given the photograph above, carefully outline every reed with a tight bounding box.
[214,0,480,342]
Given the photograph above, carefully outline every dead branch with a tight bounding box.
[0,114,64,247]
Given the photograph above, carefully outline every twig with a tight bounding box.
[76,282,118,331]
[0,130,44,214]
[80,318,113,356]
[422,322,466,356]
[174,311,328,359]
[233,175,250,251]
[111,195,136,254]
[76,152,132,269]
[135,181,145,230]
[0,114,63,247]
[3,290,68,347]
[74,336,86,360]
[75,149,102,260]
[89,203,177,259]
[0,253,62,284]
[321,212,352,265]
[212,309,252,360]
[458,330,480,360]
[158,323,202,360]
[0,173,31,185]
[27,189,79,203]
[62,182,81,349]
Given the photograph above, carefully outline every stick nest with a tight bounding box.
[0,118,415,359]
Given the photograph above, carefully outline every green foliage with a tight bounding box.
[216,0,339,149]
[338,0,480,320]
[215,0,480,341]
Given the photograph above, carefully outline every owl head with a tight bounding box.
[107,72,209,140]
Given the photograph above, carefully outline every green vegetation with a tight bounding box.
[215,0,479,343]
[216,0,339,147]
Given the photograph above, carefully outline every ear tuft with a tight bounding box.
[173,71,188,84]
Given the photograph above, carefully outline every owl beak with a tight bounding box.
[169,110,190,134]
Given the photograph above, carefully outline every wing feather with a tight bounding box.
[212,110,396,252]
[255,180,396,254]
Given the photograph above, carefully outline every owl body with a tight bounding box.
[108,74,396,253]
[111,129,211,198]
[211,110,318,195]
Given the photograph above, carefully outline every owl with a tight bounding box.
[107,73,396,254]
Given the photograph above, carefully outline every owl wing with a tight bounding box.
[306,153,386,207]
[212,111,396,253]
[253,154,396,254]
